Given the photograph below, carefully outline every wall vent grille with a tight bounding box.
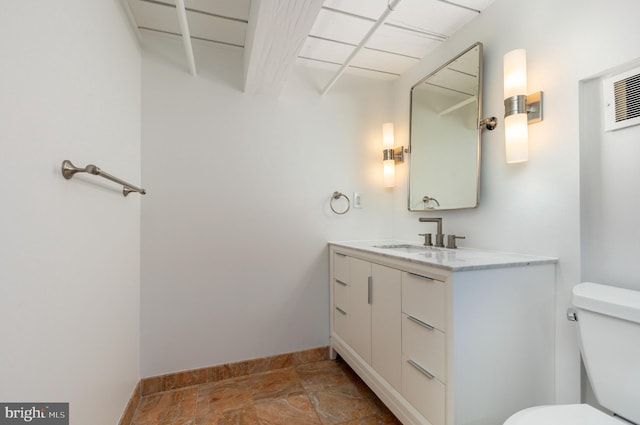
[604,66,640,131]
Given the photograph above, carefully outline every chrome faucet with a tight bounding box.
[419,217,444,247]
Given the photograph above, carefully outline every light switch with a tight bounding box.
[353,192,362,208]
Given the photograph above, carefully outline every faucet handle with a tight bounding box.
[446,235,465,249]
[418,233,432,246]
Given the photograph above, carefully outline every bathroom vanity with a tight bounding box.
[329,241,557,425]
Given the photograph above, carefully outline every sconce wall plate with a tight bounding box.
[525,91,543,123]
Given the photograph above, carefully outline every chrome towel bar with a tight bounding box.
[61,160,146,197]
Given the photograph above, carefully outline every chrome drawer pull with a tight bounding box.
[408,272,435,281]
[407,315,435,330]
[408,359,435,380]
[335,306,347,315]
[335,252,347,257]
[336,279,348,286]
[368,276,372,305]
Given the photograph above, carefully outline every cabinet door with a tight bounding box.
[371,264,402,391]
[347,257,372,364]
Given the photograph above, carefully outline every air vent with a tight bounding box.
[604,66,640,131]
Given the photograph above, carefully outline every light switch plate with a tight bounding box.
[353,192,362,208]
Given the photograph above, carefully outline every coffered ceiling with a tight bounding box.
[124,0,496,94]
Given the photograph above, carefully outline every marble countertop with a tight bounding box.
[329,240,558,272]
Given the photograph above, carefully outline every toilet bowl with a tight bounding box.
[504,404,626,425]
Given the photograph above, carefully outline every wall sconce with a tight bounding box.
[382,122,404,187]
[503,49,543,164]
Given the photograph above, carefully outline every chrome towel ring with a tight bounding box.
[330,191,350,215]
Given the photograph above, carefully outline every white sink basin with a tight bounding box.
[373,244,434,253]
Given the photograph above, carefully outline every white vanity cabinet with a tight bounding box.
[329,242,557,425]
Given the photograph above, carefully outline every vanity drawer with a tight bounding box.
[333,303,349,340]
[402,313,446,382]
[402,355,445,425]
[333,271,350,340]
[334,252,350,284]
[333,278,349,312]
[402,272,445,332]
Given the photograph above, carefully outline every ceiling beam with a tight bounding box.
[243,0,324,96]
[175,0,197,76]
[322,0,403,95]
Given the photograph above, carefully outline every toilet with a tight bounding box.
[504,282,640,425]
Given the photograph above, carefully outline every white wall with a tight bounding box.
[0,2,141,424]
[391,0,640,405]
[140,34,394,376]
[580,72,640,292]
[580,67,640,406]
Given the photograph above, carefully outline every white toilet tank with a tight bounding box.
[573,282,640,424]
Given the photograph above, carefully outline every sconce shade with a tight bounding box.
[504,49,527,99]
[503,49,529,163]
[382,122,394,149]
[383,159,395,187]
[504,114,528,163]
[382,122,395,187]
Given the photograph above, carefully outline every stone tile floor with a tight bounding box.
[131,358,402,425]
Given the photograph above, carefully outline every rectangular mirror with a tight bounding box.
[408,43,483,211]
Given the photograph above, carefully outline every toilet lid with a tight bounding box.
[504,404,624,425]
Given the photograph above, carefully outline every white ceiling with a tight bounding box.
[125,0,497,92]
